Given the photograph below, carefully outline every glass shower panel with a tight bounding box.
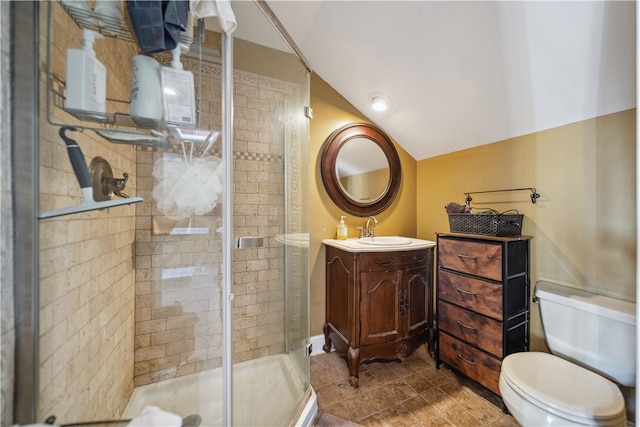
[230,2,311,426]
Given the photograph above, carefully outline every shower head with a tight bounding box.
[38,127,143,220]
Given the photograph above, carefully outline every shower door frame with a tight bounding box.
[11,1,41,424]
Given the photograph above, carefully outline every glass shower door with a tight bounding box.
[228,2,311,425]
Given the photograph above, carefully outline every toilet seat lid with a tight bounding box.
[502,352,625,423]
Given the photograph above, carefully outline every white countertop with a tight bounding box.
[322,236,436,253]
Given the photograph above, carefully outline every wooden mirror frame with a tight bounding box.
[320,122,402,216]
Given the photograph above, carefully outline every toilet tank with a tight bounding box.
[535,281,636,387]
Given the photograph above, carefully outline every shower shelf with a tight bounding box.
[46,1,206,145]
[58,1,196,55]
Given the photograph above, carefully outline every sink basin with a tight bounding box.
[357,236,412,246]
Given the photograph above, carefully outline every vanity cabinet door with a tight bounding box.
[405,264,431,335]
[360,270,402,346]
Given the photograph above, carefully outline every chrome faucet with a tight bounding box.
[363,216,378,238]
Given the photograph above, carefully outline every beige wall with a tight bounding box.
[417,109,636,350]
[310,71,636,350]
[309,73,418,336]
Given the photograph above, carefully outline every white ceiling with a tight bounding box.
[237,1,636,160]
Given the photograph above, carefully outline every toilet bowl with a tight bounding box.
[498,281,635,427]
[499,352,626,426]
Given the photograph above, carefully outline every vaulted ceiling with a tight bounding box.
[236,1,636,160]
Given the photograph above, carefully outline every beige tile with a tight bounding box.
[311,347,517,427]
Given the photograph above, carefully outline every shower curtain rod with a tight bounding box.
[464,187,541,205]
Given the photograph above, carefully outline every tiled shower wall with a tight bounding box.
[133,55,300,386]
[37,4,139,422]
[35,1,304,420]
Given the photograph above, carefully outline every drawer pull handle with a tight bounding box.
[457,353,477,365]
[455,287,476,296]
[457,254,477,260]
[456,320,477,331]
[374,258,394,267]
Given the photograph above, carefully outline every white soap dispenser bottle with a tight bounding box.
[337,216,348,240]
[161,44,196,125]
[65,29,106,120]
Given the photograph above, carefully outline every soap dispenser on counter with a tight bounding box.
[337,216,347,240]
[65,29,106,120]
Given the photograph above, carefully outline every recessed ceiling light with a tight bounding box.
[369,93,391,112]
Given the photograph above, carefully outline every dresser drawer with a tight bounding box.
[438,270,503,320]
[438,238,502,281]
[439,332,502,395]
[438,301,503,357]
[360,250,427,271]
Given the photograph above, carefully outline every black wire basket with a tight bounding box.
[447,209,524,237]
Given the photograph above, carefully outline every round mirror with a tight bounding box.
[336,137,390,202]
[320,122,401,216]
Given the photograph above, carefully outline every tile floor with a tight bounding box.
[311,346,519,427]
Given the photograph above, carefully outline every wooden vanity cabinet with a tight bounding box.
[435,233,531,395]
[323,244,435,387]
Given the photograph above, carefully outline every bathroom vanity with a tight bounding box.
[322,237,435,387]
[435,232,531,395]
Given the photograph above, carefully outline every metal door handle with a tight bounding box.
[235,237,264,249]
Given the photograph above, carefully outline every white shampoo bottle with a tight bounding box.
[161,45,196,125]
[65,29,106,120]
[130,55,163,127]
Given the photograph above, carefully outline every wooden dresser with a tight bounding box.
[435,232,531,395]
[322,238,435,387]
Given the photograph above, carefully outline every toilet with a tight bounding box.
[499,281,636,426]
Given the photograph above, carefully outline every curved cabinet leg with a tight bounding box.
[322,322,332,353]
[347,346,360,387]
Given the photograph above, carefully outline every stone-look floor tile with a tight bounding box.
[441,406,483,427]
[404,372,437,394]
[360,386,395,413]
[387,361,418,378]
[361,360,389,372]
[404,354,433,373]
[359,411,393,427]
[421,414,457,427]
[486,415,520,427]
[401,395,441,423]
[427,366,458,386]
[438,380,478,404]
[420,387,459,414]
[339,394,380,421]
[314,384,338,408]
[311,351,517,427]
[369,365,401,385]
[376,403,420,427]
[459,395,503,425]
[323,401,357,423]
[385,379,419,402]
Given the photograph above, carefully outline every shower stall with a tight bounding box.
[10,1,315,426]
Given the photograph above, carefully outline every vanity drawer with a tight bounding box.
[438,270,503,320]
[439,332,502,395]
[438,301,503,357]
[438,238,502,281]
[360,250,427,271]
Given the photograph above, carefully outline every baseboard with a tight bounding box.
[309,334,333,356]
